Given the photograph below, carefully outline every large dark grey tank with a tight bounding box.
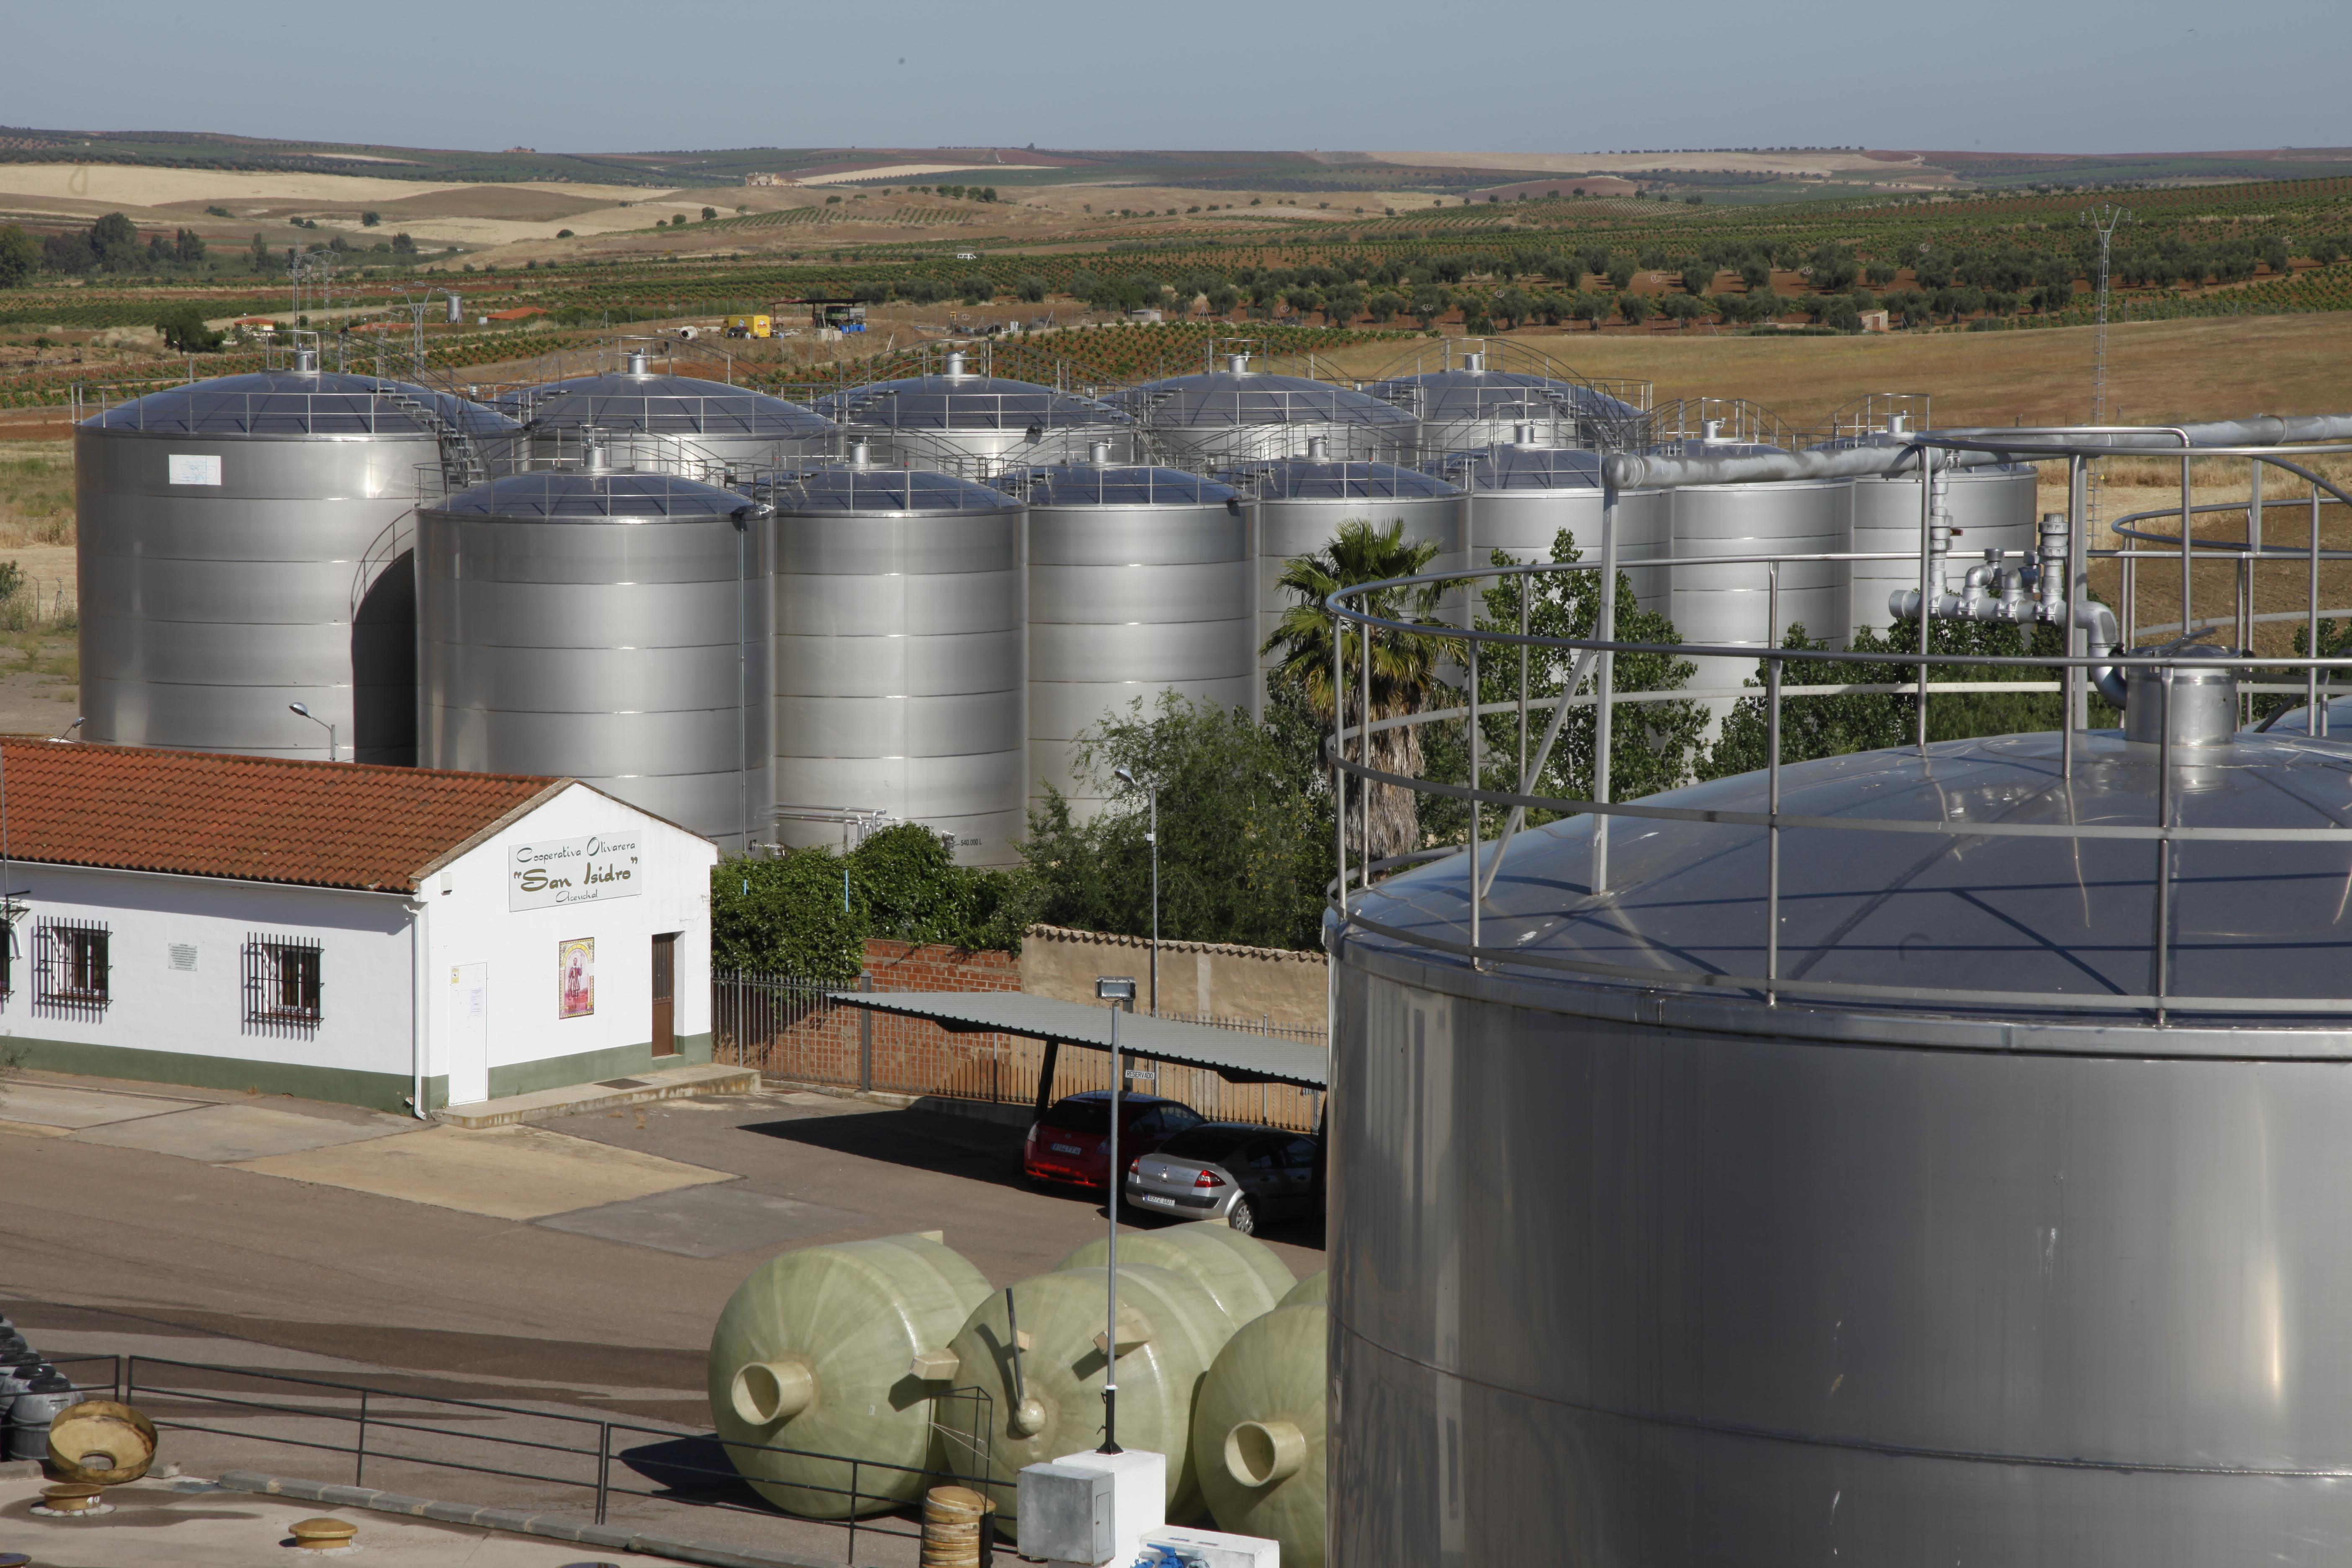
[418,469,769,851]
[77,359,518,763]
[813,352,1129,472]
[1119,356,1418,466]
[1331,721,2352,1566]
[767,459,1027,866]
[995,457,1253,819]
[498,352,835,473]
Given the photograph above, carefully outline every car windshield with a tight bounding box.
[1157,1127,1256,1163]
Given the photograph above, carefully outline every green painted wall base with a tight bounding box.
[478,1032,714,1106]
[9,1030,713,1116]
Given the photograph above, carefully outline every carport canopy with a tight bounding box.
[826,990,1327,1125]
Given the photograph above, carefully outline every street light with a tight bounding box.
[1114,765,1158,1016]
[288,703,336,763]
[1093,973,1138,1453]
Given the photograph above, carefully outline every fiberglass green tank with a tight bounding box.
[708,1232,990,1518]
[1053,1221,1295,1327]
[1194,1300,1328,1566]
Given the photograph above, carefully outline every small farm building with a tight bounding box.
[0,740,714,1113]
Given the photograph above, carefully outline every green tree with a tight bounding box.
[250,232,271,271]
[153,303,223,353]
[174,228,205,264]
[361,211,381,227]
[1014,273,1047,302]
[0,224,37,289]
[1422,533,1705,843]
[88,212,141,271]
[1678,263,1714,297]
[1616,292,1655,328]
[391,232,416,255]
[1020,693,1331,952]
[1658,292,1705,329]
[711,823,1036,980]
[1410,284,1450,328]
[1570,291,1612,330]
[1490,286,1534,329]
[1262,519,1456,864]
[701,206,718,222]
[1606,257,1638,291]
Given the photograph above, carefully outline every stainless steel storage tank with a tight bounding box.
[1119,356,1417,466]
[994,454,1252,819]
[418,470,770,851]
[77,358,519,763]
[1832,438,2039,645]
[1234,455,1463,680]
[498,352,836,473]
[1369,351,1645,455]
[1667,438,1847,711]
[1330,722,2352,1567]
[812,351,1128,473]
[767,458,1027,866]
[1427,437,1671,617]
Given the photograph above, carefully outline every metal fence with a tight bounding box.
[714,970,1324,1132]
[45,1353,996,1564]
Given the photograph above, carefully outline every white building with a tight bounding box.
[0,740,715,1113]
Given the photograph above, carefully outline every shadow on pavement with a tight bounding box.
[736,1109,1029,1192]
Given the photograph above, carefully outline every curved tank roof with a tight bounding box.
[1351,729,2352,1020]
[1430,444,1606,491]
[814,374,1127,432]
[995,464,1238,507]
[1228,458,1460,501]
[1369,367,1643,424]
[85,371,519,438]
[498,372,833,438]
[1118,371,1417,431]
[433,472,750,520]
[765,462,1017,514]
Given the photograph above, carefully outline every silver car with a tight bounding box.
[1123,1122,1323,1235]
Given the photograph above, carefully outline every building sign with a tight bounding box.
[559,938,595,1019]
[167,454,222,485]
[508,832,641,910]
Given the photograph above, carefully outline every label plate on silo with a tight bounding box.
[167,454,222,485]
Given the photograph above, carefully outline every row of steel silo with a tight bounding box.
[74,349,2034,861]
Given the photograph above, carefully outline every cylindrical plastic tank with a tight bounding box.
[707,1233,991,1519]
[1193,1302,1327,1567]
[814,353,1130,472]
[1431,440,1672,618]
[1368,354,1645,454]
[999,459,1253,817]
[767,459,1028,866]
[1238,457,1465,678]
[418,470,771,852]
[939,1264,1237,1536]
[4,1369,83,1461]
[1119,357,1417,466]
[1052,1220,1295,1327]
[498,354,835,474]
[1329,724,2352,1565]
[76,361,519,763]
[1279,1269,1326,1308]
[1667,441,1847,714]
[1841,458,2040,645]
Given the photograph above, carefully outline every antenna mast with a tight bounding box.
[2083,204,2131,536]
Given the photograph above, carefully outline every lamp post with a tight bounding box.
[288,703,336,763]
[1114,765,1158,1015]
[1094,973,1137,1452]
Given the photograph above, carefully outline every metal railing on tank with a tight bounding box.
[1321,427,2352,1024]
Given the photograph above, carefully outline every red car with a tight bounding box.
[1024,1091,1206,1191]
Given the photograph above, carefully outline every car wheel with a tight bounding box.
[1228,1196,1259,1236]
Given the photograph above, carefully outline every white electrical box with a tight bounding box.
[1019,1462,1114,1564]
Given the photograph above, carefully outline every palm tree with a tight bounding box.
[1264,519,1456,867]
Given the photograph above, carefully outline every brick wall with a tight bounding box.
[860,939,1021,993]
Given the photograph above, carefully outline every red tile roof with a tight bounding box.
[0,739,569,894]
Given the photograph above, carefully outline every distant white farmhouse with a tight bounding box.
[0,740,714,1113]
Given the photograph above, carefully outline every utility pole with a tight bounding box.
[2084,204,2131,538]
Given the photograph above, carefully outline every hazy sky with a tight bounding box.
[10,0,2349,156]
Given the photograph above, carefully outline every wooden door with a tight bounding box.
[650,933,677,1057]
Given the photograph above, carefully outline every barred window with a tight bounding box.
[244,934,322,1036]
[34,917,110,1020]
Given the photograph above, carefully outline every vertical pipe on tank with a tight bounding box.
[1765,564,1782,1004]
[2311,485,2324,735]
[2067,456,2088,776]
[2180,454,2193,641]
[1916,445,1934,754]
[1594,481,1617,892]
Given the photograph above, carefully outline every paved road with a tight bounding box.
[0,1069,1324,1565]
